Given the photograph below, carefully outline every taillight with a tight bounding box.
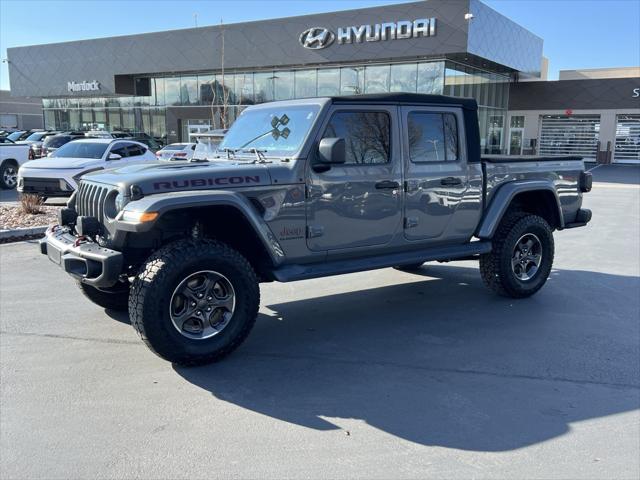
[173,152,187,157]
[28,149,35,160]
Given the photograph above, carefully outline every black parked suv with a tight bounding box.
[41,132,85,157]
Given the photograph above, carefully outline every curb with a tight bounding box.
[0,226,48,241]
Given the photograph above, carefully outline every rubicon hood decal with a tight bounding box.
[82,161,273,193]
[153,175,262,191]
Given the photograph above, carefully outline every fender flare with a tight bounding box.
[476,180,564,239]
[114,190,285,265]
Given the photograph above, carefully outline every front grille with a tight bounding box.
[76,181,111,222]
[22,177,73,196]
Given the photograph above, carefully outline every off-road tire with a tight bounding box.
[129,239,260,365]
[0,161,18,189]
[77,280,130,311]
[393,262,425,272]
[480,213,554,298]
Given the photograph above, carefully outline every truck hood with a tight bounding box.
[83,160,273,195]
[22,157,102,170]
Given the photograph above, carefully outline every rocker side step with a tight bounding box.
[272,241,492,282]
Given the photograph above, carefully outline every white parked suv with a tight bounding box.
[17,139,156,198]
[0,138,30,189]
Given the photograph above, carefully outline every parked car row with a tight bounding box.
[1,128,227,194]
[17,139,157,197]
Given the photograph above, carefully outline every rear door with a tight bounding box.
[306,105,402,251]
[401,106,481,243]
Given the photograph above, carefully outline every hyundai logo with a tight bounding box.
[299,27,335,50]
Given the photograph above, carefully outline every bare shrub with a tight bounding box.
[20,194,44,215]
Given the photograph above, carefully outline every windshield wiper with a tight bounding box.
[240,148,268,163]
[239,129,277,150]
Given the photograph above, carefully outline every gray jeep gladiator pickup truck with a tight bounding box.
[40,93,592,365]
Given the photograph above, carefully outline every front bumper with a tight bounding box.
[39,226,123,287]
[564,208,592,229]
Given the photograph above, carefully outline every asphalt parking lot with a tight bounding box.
[1,165,639,479]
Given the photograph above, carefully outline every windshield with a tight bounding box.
[50,142,109,159]
[44,135,73,148]
[7,131,24,141]
[217,104,320,156]
[25,132,48,142]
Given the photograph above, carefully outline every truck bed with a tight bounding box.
[480,155,586,227]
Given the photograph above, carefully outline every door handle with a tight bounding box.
[375,180,400,190]
[440,177,462,186]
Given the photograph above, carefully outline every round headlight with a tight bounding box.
[114,192,126,212]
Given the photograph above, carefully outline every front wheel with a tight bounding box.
[480,213,554,298]
[129,239,260,365]
[0,162,18,189]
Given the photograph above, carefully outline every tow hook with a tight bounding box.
[73,236,88,247]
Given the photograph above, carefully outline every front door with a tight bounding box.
[401,106,478,243]
[306,106,402,251]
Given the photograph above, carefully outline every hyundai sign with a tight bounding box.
[300,18,437,50]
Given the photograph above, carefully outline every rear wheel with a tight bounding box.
[480,213,554,298]
[129,239,260,365]
[0,162,18,189]
[77,280,130,311]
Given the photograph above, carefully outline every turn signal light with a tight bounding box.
[120,211,159,223]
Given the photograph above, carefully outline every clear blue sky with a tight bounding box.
[1,0,639,90]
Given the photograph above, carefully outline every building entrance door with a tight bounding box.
[509,128,523,155]
[182,119,212,142]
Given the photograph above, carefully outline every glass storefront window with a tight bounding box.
[165,77,181,106]
[317,68,340,96]
[294,69,317,98]
[69,110,80,130]
[234,73,254,105]
[180,76,198,105]
[150,108,167,144]
[254,72,275,103]
[417,62,444,94]
[213,74,234,105]
[365,65,390,93]
[150,77,165,106]
[199,74,215,105]
[94,109,107,129]
[44,111,55,129]
[340,66,364,95]
[274,71,294,101]
[121,110,134,131]
[390,63,417,93]
[108,109,121,131]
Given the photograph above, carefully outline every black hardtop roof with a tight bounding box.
[330,93,478,110]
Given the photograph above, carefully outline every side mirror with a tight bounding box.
[108,153,122,161]
[317,137,346,165]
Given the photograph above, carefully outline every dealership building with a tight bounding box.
[6,0,640,162]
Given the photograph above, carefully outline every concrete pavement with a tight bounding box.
[1,166,639,479]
